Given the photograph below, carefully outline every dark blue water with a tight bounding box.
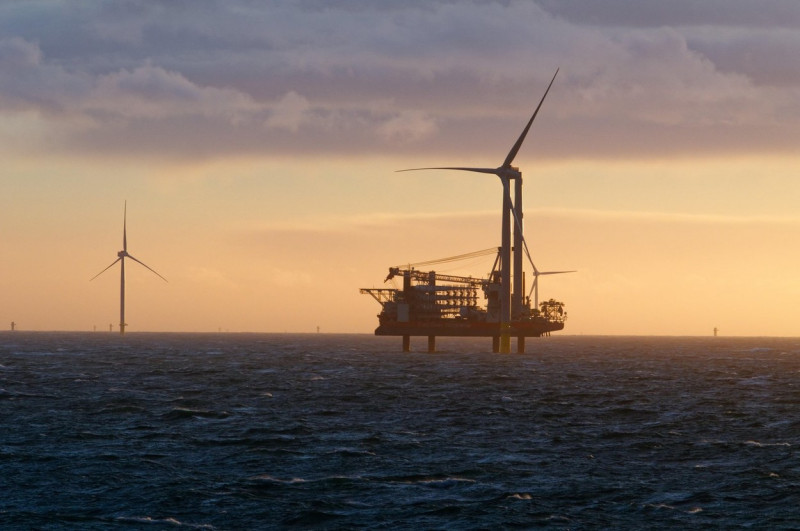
[2,333,799,529]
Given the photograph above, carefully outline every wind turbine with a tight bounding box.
[508,199,576,311]
[91,201,167,335]
[530,265,576,309]
[398,69,559,353]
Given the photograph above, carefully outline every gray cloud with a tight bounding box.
[1,1,798,159]
[536,0,800,29]
[0,37,92,112]
[688,28,800,87]
[88,64,259,120]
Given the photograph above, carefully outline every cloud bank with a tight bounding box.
[1,0,798,159]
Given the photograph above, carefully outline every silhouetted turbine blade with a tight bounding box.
[537,270,577,276]
[126,254,168,282]
[123,201,128,252]
[502,68,559,168]
[90,257,122,281]
[397,166,499,175]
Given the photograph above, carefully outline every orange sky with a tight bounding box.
[1,2,799,336]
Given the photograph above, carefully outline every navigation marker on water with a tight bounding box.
[90,201,167,335]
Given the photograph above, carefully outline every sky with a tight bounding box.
[2,0,799,336]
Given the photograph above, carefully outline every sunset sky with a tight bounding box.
[2,0,799,336]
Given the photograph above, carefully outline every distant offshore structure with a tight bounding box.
[90,202,167,335]
[361,70,573,353]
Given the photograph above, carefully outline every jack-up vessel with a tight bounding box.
[361,70,571,353]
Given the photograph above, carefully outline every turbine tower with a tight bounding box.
[399,69,558,353]
[91,202,167,335]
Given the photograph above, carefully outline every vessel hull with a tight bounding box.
[374,320,564,337]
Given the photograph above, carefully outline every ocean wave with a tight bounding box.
[380,474,477,487]
[743,440,791,447]
[248,474,308,484]
[161,408,230,420]
[115,516,216,529]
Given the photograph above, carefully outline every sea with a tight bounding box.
[1,332,799,529]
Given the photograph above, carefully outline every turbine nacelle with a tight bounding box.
[498,166,521,181]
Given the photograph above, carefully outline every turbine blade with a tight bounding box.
[509,200,540,275]
[537,270,577,276]
[123,201,128,252]
[126,254,168,282]
[90,257,122,281]
[528,274,537,300]
[396,166,499,175]
[502,68,559,168]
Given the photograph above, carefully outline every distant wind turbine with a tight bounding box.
[507,198,576,309]
[530,265,575,309]
[91,202,167,335]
